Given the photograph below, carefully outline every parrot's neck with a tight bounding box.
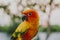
[33,19,39,28]
[29,18,39,27]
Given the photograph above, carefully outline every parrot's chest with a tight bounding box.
[22,27,38,40]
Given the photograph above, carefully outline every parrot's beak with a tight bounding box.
[22,15,28,21]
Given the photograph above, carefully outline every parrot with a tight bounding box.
[11,9,39,40]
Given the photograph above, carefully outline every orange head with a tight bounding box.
[22,9,39,25]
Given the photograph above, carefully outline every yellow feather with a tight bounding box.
[12,20,32,39]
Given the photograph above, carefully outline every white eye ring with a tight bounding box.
[28,12,32,16]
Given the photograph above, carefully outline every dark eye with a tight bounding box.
[28,12,32,16]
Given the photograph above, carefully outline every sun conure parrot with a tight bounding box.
[11,9,39,40]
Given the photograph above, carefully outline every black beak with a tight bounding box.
[22,16,28,21]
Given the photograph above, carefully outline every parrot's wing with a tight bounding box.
[11,21,32,40]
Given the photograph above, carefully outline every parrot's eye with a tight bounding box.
[28,12,32,16]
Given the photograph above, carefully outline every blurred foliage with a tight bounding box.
[39,25,60,32]
[0,25,60,34]
[0,21,20,35]
[49,0,53,5]
[0,15,21,35]
[0,26,10,33]
[9,15,21,35]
